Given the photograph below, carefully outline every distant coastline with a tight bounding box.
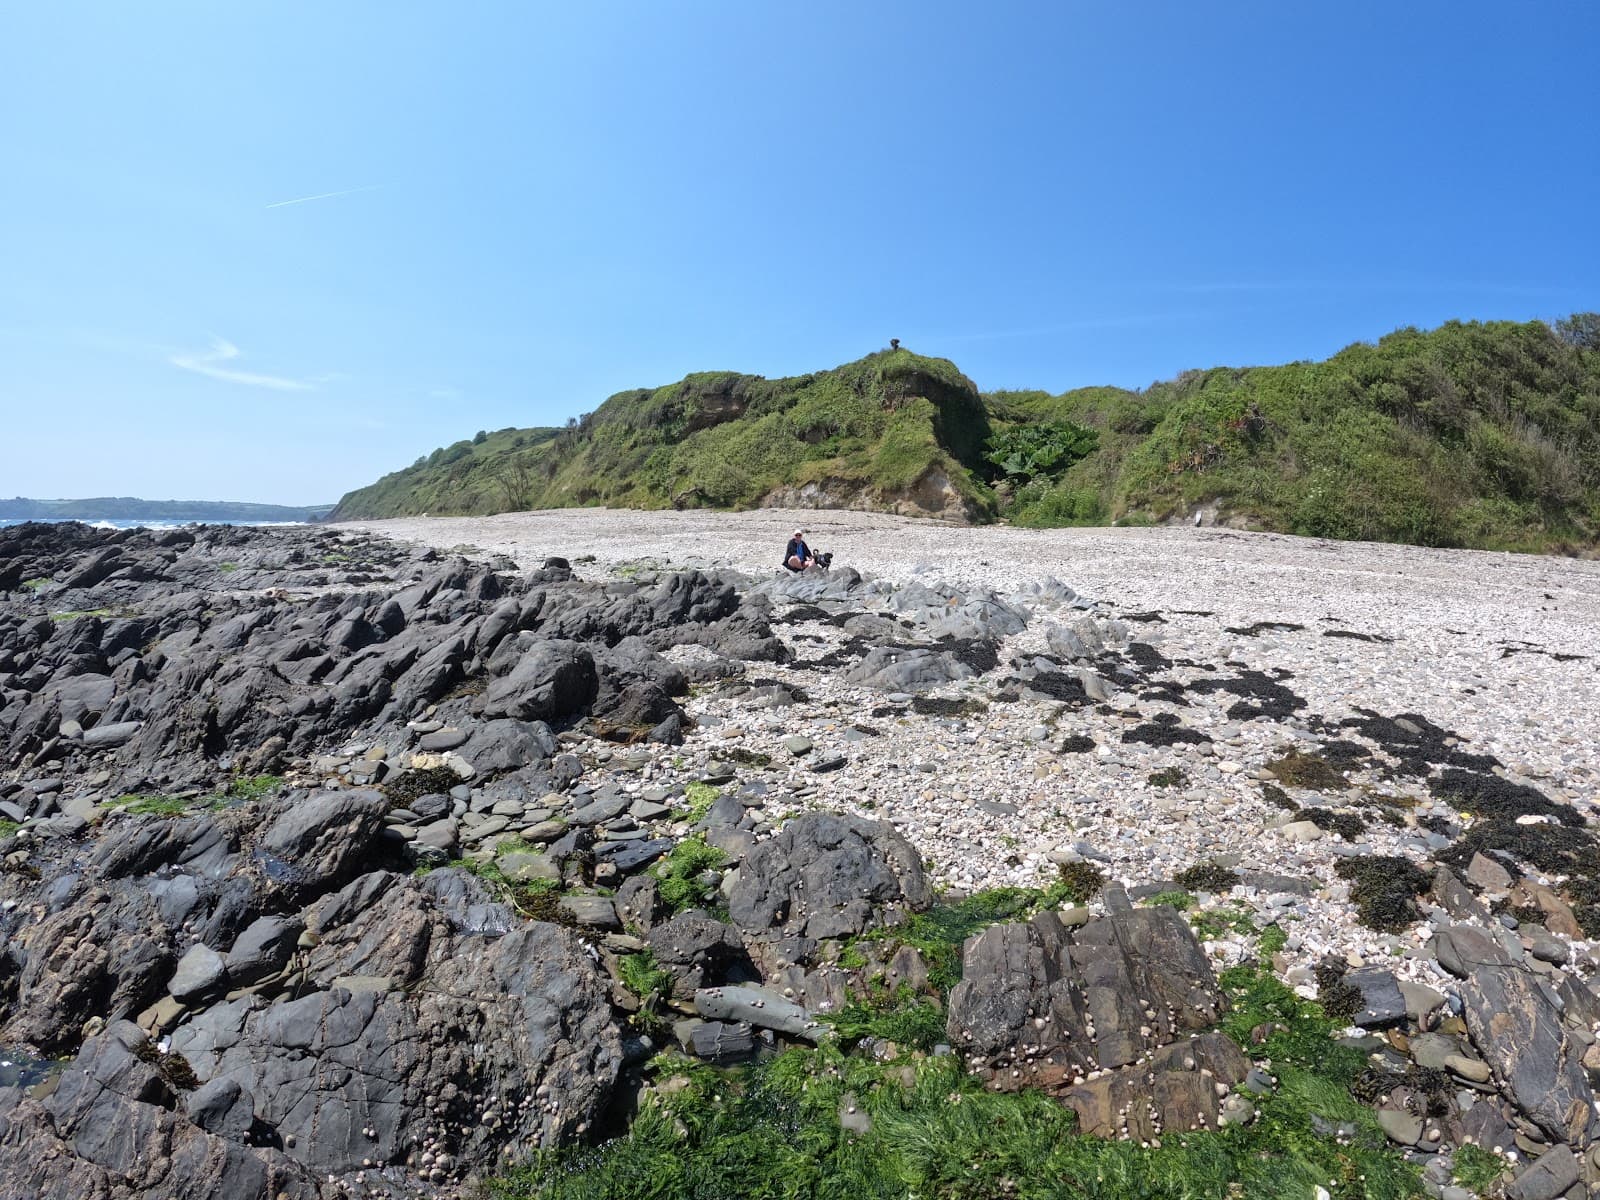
[0,496,332,524]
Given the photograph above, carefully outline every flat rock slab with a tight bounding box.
[694,985,823,1040]
[569,794,630,825]
[1460,963,1596,1148]
[1345,968,1406,1028]
[418,728,470,752]
[1433,925,1516,978]
[595,837,673,872]
[1507,1144,1581,1200]
[1376,1107,1422,1146]
[558,895,620,930]
[81,721,142,748]
[688,1020,755,1063]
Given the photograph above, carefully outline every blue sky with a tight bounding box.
[3,2,1597,505]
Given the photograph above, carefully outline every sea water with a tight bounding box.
[0,518,313,530]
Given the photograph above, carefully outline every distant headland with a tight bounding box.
[0,496,333,523]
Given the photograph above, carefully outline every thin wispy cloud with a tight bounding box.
[264,184,383,210]
[170,336,313,391]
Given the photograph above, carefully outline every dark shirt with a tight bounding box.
[784,538,810,566]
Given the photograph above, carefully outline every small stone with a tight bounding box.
[1444,1053,1492,1084]
[1376,1107,1423,1146]
[1278,820,1324,843]
[169,943,227,1003]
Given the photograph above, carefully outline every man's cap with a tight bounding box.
[793,528,805,537]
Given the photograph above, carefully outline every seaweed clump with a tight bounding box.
[1440,820,1600,880]
[1339,708,1500,778]
[383,765,462,806]
[1311,957,1366,1023]
[1188,668,1306,722]
[911,696,989,718]
[1300,807,1368,841]
[1351,1066,1453,1116]
[1175,862,1241,893]
[133,1037,199,1091]
[1058,734,1095,754]
[1430,768,1583,827]
[1054,860,1107,904]
[1122,713,1207,747]
[1261,783,1299,812]
[1335,855,1432,932]
[1265,748,1345,791]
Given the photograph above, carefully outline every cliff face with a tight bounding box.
[333,318,1600,553]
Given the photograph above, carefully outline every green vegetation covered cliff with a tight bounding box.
[332,317,1600,552]
[334,350,994,522]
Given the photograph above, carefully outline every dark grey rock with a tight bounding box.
[569,791,630,825]
[948,905,1232,1098]
[184,1076,255,1140]
[688,1020,756,1063]
[418,727,469,752]
[1434,925,1515,978]
[174,876,623,1176]
[256,788,387,897]
[0,1020,320,1198]
[1460,963,1596,1148]
[646,913,754,1000]
[616,875,663,931]
[224,915,304,987]
[1507,1145,1580,1200]
[2,882,175,1054]
[80,720,142,749]
[596,836,673,872]
[477,640,597,722]
[169,943,228,1003]
[1345,968,1407,1028]
[558,894,620,930]
[459,717,558,775]
[728,812,930,939]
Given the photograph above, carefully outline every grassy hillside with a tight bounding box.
[333,318,1600,552]
[996,317,1600,550]
[332,349,994,521]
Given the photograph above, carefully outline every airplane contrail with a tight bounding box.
[264,184,383,209]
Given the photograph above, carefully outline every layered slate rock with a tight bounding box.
[0,1019,321,1200]
[945,900,1243,1136]
[253,788,387,898]
[172,869,622,1176]
[728,812,932,939]
[2,881,176,1053]
[0,525,787,794]
[1458,961,1597,1148]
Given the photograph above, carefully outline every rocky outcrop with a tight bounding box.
[173,902,621,1173]
[0,526,780,793]
[946,893,1234,1130]
[0,1020,322,1200]
[728,812,931,939]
